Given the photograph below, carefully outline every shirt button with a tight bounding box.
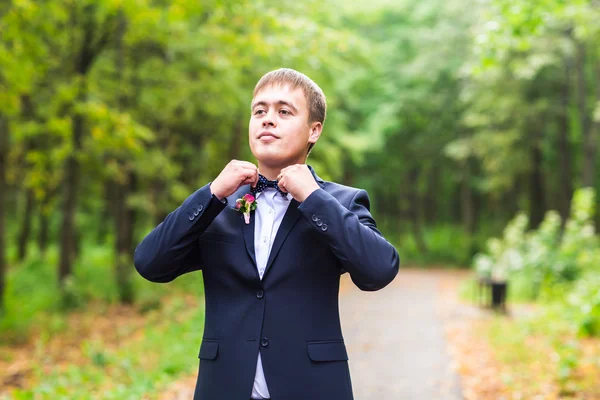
[256,290,264,299]
[261,337,269,347]
[262,237,267,243]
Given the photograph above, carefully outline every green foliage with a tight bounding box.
[392,224,490,267]
[2,0,600,394]
[474,188,598,285]
[0,242,201,345]
[472,188,600,339]
[9,297,205,399]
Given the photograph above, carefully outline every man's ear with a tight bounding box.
[308,122,323,144]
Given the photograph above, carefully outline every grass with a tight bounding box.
[467,292,600,399]
[10,298,204,399]
[1,242,206,399]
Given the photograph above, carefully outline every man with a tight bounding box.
[134,68,400,400]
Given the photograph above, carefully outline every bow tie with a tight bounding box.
[251,174,288,197]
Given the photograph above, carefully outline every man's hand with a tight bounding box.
[211,160,258,200]
[277,164,320,202]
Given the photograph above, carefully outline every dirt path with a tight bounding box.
[340,268,464,399]
[159,268,467,399]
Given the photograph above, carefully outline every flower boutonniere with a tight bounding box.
[235,193,257,224]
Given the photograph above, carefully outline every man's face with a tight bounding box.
[249,84,320,168]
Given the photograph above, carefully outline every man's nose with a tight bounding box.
[262,110,276,127]
[262,118,276,127]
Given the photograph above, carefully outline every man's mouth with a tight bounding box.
[258,131,279,140]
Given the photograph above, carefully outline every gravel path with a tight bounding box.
[340,268,464,400]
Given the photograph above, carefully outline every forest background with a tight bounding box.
[2,0,600,398]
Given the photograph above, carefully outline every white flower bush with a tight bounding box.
[472,188,600,336]
[473,189,599,294]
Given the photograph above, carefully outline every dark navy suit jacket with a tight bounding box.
[134,167,400,400]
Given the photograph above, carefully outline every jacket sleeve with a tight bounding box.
[298,188,400,291]
[133,183,227,283]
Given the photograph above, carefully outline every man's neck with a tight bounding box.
[258,160,306,181]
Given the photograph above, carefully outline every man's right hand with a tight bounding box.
[210,160,259,200]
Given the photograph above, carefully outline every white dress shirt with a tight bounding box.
[251,187,292,399]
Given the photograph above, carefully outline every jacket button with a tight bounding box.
[198,205,204,212]
[316,220,323,227]
[321,224,328,232]
[256,290,264,299]
[193,209,200,216]
[261,337,269,347]
[311,215,318,222]
[189,214,194,221]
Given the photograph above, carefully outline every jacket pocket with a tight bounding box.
[306,341,348,362]
[198,340,219,360]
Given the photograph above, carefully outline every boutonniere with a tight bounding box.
[235,193,257,224]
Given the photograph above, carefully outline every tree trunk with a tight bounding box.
[114,9,135,303]
[407,167,428,254]
[115,172,137,304]
[17,189,35,261]
[0,116,8,313]
[59,88,85,285]
[577,42,595,187]
[59,9,111,286]
[451,184,462,223]
[37,185,57,256]
[557,58,574,222]
[153,179,168,226]
[593,54,600,231]
[39,207,49,256]
[529,129,545,229]
[423,164,439,224]
[98,180,114,243]
[460,160,474,235]
[17,95,36,261]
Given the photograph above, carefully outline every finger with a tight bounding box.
[241,175,258,187]
[278,177,287,193]
[241,176,255,185]
[238,166,258,178]
[235,161,259,171]
[279,165,292,176]
[252,169,259,188]
[277,168,288,182]
[239,168,258,185]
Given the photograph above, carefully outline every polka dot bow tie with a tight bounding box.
[251,174,288,197]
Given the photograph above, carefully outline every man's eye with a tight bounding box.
[279,109,290,115]
[254,109,265,115]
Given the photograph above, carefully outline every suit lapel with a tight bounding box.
[263,198,301,278]
[241,208,257,268]
[227,185,258,268]
[235,164,325,279]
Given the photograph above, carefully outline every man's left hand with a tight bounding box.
[277,164,320,202]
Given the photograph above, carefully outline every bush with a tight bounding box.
[471,187,600,337]
[390,223,493,267]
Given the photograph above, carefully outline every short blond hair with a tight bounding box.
[253,68,327,125]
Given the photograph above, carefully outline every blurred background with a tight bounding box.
[1,0,600,398]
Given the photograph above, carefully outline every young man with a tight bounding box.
[134,68,400,400]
